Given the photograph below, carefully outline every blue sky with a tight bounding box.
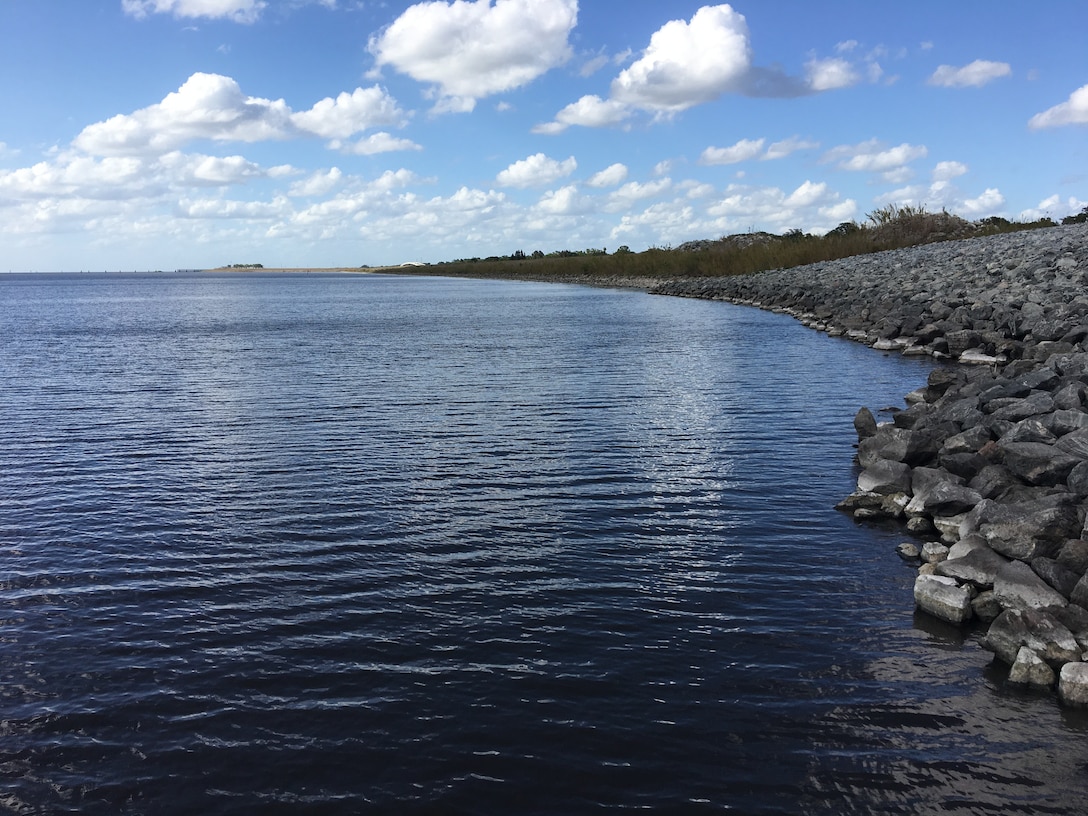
[1,1,1086,271]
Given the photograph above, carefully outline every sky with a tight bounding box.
[0,1,1086,272]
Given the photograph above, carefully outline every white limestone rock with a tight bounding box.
[914,574,973,625]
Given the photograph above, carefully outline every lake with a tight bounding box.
[2,272,1086,814]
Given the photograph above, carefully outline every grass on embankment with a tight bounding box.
[403,205,1086,283]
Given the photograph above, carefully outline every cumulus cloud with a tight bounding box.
[2,149,299,207]
[72,73,406,156]
[805,57,860,91]
[783,180,828,208]
[932,160,968,181]
[289,168,343,197]
[707,179,842,230]
[700,138,765,165]
[587,163,629,188]
[121,0,267,23]
[178,195,291,219]
[611,4,752,113]
[826,139,928,173]
[538,4,857,131]
[536,185,589,215]
[532,94,630,134]
[1029,83,1088,129]
[368,0,577,112]
[927,59,1012,88]
[605,178,672,212]
[333,132,422,155]
[292,87,407,139]
[763,136,819,160]
[1019,194,1088,221]
[960,188,1005,216]
[496,153,577,188]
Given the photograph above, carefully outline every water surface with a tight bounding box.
[1,272,1086,814]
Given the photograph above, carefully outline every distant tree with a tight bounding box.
[531,250,545,259]
[1062,206,1088,225]
[614,245,632,255]
[827,221,860,237]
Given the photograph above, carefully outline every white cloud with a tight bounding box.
[960,187,1005,216]
[1029,83,1088,129]
[179,195,291,219]
[932,160,968,181]
[880,166,914,185]
[805,57,860,91]
[928,59,1012,88]
[368,0,577,112]
[836,40,859,54]
[496,153,577,188]
[763,136,818,160]
[605,178,672,212]
[74,73,292,155]
[172,153,266,185]
[533,94,630,134]
[681,181,716,199]
[121,0,266,23]
[705,180,845,232]
[1019,194,1088,221]
[611,202,698,242]
[827,140,928,172]
[291,87,407,139]
[700,138,765,165]
[819,199,858,223]
[536,185,588,215]
[333,132,422,155]
[0,155,149,200]
[611,4,752,112]
[289,168,343,197]
[586,163,629,188]
[783,180,828,208]
[370,168,426,192]
[72,73,405,157]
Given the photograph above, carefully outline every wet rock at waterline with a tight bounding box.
[652,224,1088,705]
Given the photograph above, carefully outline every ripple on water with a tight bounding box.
[1,272,1087,814]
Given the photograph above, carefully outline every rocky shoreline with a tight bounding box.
[652,222,1088,706]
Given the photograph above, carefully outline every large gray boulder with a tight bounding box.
[1031,557,1081,598]
[1056,428,1088,459]
[854,406,878,440]
[857,426,939,468]
[1071,574,1088,609]
[936,540,1009,589]
[984,607,1081,667]
[1047,603,1088,651]
[999,441,1081,486]
[969,498,1082,561]
[993,560,1070,610]
[1008,646,1056,687]
[914,574,973,624]
[1057,539,1088,575]
[1058,663,1088,708]
[857,459,912,495]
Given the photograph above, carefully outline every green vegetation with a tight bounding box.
[418,205,1069,282]
[1062,206,1088,225]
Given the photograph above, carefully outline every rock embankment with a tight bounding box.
[652,223,1088,706]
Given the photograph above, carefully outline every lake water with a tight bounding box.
[2,272,1087,814]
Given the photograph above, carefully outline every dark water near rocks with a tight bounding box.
[2,272,1087,815]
